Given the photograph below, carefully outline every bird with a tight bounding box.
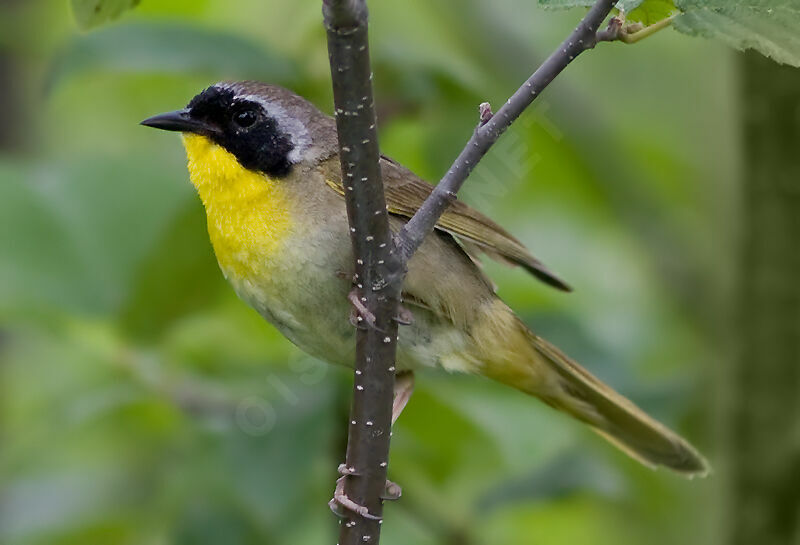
[141,81,709,483]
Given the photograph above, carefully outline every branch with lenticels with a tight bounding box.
[323,1,621,544]
[323,1,403,544]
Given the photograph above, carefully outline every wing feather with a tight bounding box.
[324,156,571,291]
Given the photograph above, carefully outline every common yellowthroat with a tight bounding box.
[142,81,708,476]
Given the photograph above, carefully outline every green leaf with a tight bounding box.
[628,0,677,24]
[71,0,141,30]
[619,0,647,11]
[47,22,297,92]
[675,0,800,66]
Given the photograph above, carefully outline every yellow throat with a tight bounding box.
[182,134,291,280]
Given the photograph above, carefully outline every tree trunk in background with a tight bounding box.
[729,52,800,545]
[0,0,28,152]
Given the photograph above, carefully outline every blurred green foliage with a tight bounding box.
[71,0,141,29]
[0,0,735,544]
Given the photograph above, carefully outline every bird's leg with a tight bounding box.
[392,370,415,425]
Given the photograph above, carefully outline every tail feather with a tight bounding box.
[531,333,709,477]
[476,304,709,477]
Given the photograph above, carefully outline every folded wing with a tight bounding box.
[325,155,570,291]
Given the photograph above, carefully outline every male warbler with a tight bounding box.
[142,81,708,477]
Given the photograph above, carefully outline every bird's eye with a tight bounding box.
[233,108,257,128]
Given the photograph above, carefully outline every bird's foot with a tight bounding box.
[347,289,377,329]
[394,304,414,325]
[382,479,402,501]
[329,475,382,520]
[328,464,402,520]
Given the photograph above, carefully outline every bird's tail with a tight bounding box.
[475,301,709,477]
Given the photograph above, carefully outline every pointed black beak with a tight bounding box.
[140,109,217,136]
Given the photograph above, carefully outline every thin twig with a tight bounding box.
[596,13,625,43]
[596,11,676,44]
[393,0,620,261]
[619,14,675,44]
[323,1,402,544]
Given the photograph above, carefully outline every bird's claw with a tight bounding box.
[328,464,401,520]
[329,474,382,520]
[394,305,414,325]
[348,289,376,328]
[381,479,402,501]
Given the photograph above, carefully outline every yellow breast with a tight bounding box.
[182,134,291,280]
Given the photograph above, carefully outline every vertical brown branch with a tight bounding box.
[322,1,621,543]
[323,1,402,543]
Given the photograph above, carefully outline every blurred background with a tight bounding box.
[0,0,767,543]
